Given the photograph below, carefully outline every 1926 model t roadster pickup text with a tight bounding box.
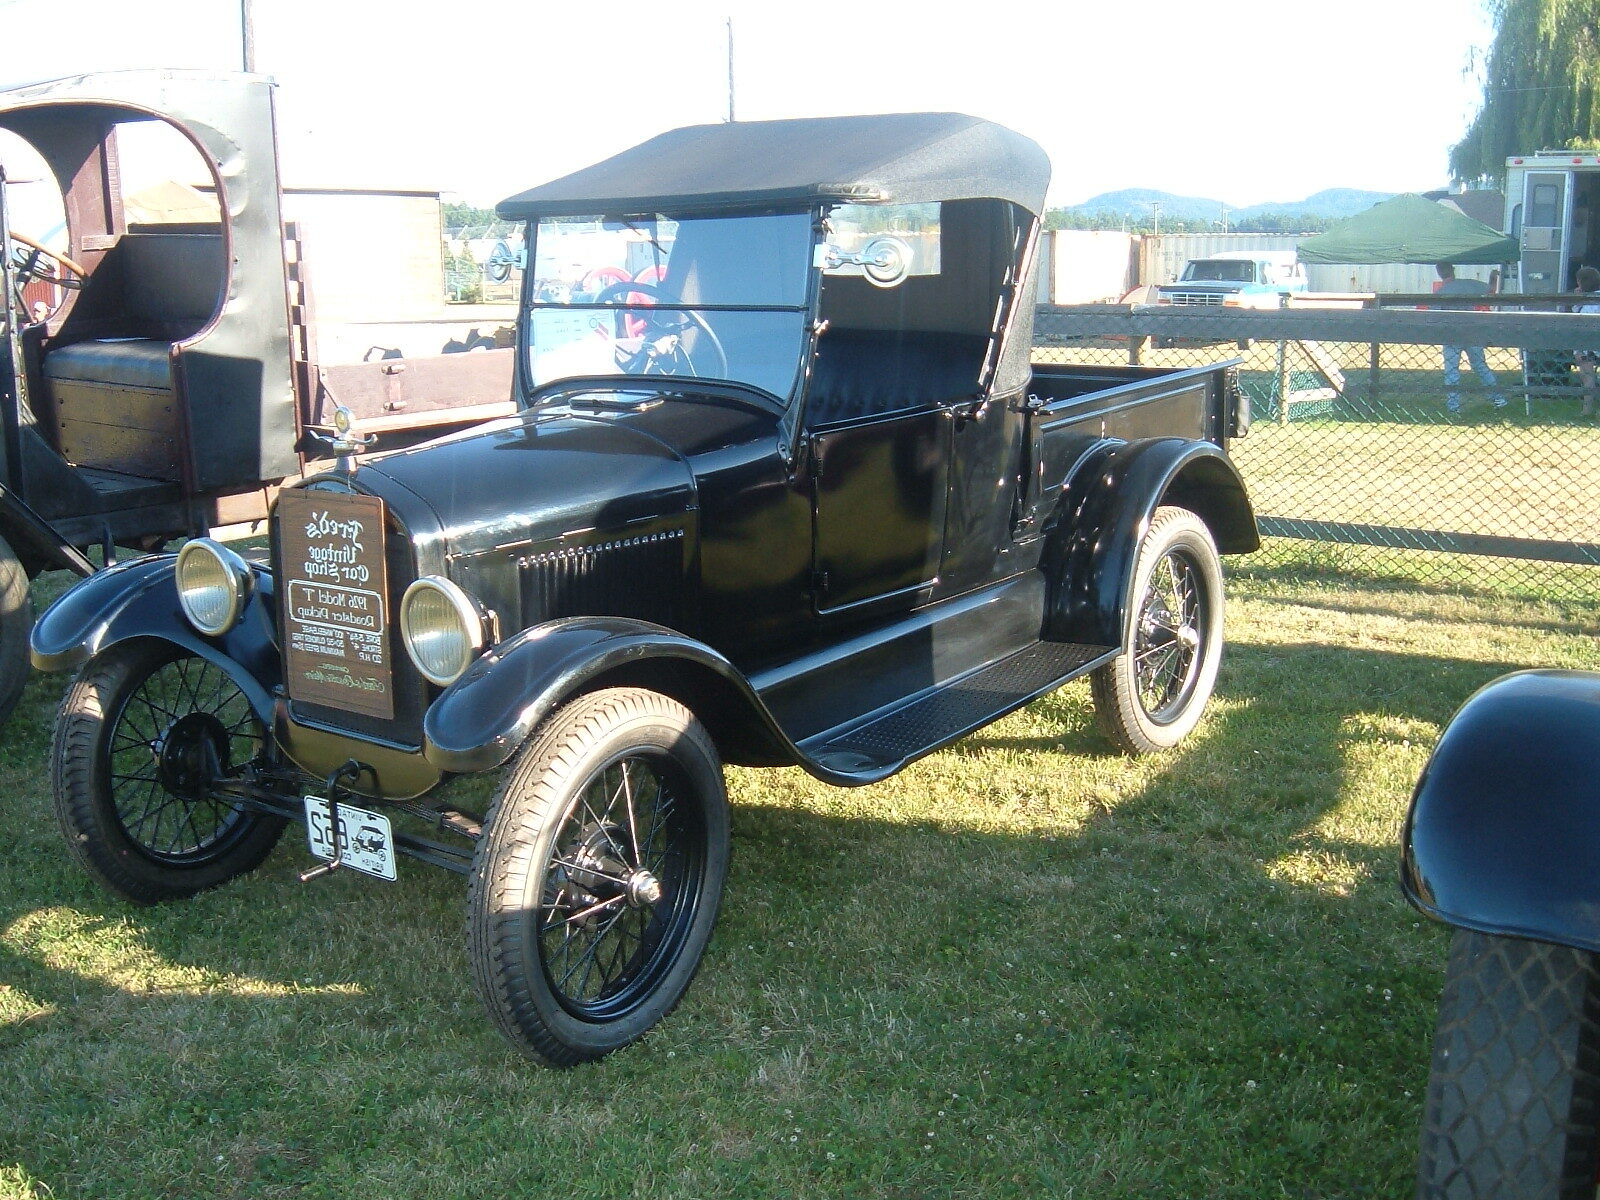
[33,113,1257,1066]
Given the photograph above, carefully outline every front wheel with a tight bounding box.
[467,688,730,1067]
[1091,505,1224,754]
[1416,928,1600,1198]
[52,639,285,904]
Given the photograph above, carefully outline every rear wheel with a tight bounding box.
[52,640,284,904]
[467,688,729,1066]
[1092,506,1224,754]
[1416,928,1600,1199]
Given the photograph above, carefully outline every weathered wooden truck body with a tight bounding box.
[0,69,509,723]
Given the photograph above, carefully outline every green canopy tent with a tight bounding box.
[1296,193,1516,264]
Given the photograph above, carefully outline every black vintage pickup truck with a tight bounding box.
[33,112,1257,1066]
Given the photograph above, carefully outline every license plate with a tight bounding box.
[303,796,397,881]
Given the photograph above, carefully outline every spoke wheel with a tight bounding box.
[468,688,729,1066]
[52,640,285,903]
[1417,928,1600,1198]
[1091,506,1224,754]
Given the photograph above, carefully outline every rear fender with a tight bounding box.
[29,554,281,718]
[1041,438,1257,646]
[1402,670,1600,952]
[423,616,795,775]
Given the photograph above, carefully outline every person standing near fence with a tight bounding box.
[1434,263,1507,415]
[1574,265,1600,419]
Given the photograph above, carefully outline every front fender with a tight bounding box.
[30,553,282,719]
[423,615,795,775]
[1402,670,1600,952]
[1042,438,1257,646]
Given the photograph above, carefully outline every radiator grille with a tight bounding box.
[1163,290,1228,307]
[273,485,428,746]
[518,528,686,627]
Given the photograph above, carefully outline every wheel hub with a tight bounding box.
[564,824,631,893]
[626,869,664,909]
[154,712,231,798]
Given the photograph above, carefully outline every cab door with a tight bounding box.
[809,406,952,615]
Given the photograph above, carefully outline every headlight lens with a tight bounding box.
[175,538,252,636]
[400,576,485,686]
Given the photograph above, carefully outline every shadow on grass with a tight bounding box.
[0,637,1529,1197]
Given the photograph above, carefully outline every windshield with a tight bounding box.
[1182,260,1257,283]
[523,211,813,400]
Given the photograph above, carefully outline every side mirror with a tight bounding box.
[818,235,913,288]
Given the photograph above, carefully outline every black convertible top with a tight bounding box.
[498,112,1049,220]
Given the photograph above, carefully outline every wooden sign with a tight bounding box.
[276,489,394,719]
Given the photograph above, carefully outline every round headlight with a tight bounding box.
[400,576,485,686]
[175,538,253,636]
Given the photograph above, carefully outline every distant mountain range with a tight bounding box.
[1055,187,1395,222]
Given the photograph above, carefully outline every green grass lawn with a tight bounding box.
[1233,416,1600,544]
[3,554,1596,1198]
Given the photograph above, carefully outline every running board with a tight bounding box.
[800,640,1117,779]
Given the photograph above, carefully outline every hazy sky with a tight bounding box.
[0,0,1496,209]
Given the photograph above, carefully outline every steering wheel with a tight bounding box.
[8,229,86,289]
[593,280,728,378]
[6,230,86,323]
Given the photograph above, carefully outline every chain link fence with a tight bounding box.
[1034,302,1600,599]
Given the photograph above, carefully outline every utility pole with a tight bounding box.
[726,17,736,122]
[241,0,256,72]
[1151,201,1161,237]
[1218,205,1229,234]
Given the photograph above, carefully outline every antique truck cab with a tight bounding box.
[0,70,300,724]
[0,69,512,728]
[33,112,1257,1066]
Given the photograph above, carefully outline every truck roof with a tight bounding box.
[498,112,1050,221]
[1189,250,1299,263]
[1505,151,1600,169]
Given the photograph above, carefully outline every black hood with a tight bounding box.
[355,409,696,562]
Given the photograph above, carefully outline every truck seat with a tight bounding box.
[43,339,173,391]
[805,330,985,425]
[42,339,181,480]
[36,231,224,482]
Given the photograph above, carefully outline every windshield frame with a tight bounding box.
[516,208,820,411]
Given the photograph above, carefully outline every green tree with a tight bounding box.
[442,202,501,234]
[1452,0,1600,183]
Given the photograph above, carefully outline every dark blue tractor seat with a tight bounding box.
[43,339,173,391]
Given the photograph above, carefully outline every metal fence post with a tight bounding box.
[1275,292,1290,425]
[1366,296,1381,407]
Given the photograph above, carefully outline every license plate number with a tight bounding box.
[303,796,397,881]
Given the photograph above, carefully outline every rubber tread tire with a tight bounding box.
[0,529,34,729]
[1416,928,1600,1199]
[466,687,729,1067]
[52,639,285,905]
[1091,505,1224,755]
